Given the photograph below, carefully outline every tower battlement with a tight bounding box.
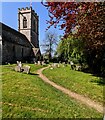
[18,6,39,48]
[18,7,31,11]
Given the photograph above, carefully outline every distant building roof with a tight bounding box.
[32,48,40,56]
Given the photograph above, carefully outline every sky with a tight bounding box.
[1,2,64,53]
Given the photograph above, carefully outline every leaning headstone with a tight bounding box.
[17,61,19,65]
[22,65,30,74]
[38,61,40,65]
[49,64,51,67]
[76,65,81,71]
[53,63,58,68]
[34,62,37,65]
[57,64,60,68]
[15,61,20,72]
[17,61,22,68]
[62,62,65,67]
[15,66,21,72]
[50,67,53,70]
[19,61,22,68]
[42,61,46,65]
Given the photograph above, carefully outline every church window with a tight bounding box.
[22,48,23,57]
[13,46,15,58]
[35,20,37,33]
[23,17,27,28]
[33,20,35,32]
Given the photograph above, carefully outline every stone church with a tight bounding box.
[1,6,41,64]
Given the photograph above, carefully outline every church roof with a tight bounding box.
[1,22,32,48]
[32,48,40,56]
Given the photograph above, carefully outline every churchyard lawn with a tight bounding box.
[43,64,104,105]
[1,64,103,118]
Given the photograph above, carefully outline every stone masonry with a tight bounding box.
[1,6,41,64]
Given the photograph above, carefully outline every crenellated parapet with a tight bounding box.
[18,7,38,18]
[18,7,32,11]
[18,6,39,48]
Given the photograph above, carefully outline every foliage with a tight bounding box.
[42,2,105,74]
[43,65,104,104]
[2,64,102,118]
[42,2,104,38]
[57,35,85,64]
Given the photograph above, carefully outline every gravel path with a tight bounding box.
[37,67,104,114]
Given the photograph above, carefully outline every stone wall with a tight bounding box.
[18,7,39,49]
[1,23,33,63]
[2,41,32,63]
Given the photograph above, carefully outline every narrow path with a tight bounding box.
[37,67,104,114]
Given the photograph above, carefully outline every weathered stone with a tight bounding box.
[1,6,41,64]
[50,67,53,70]
[71,64,76,70]
[34,62,37,65]
[52,63,58,68]
[17,61,22,68]
[42,61,46,65]
[57,64,60,68]
[22,65,30,74]
[18,7,39,48]
[38,61,41,65]
[76,65,81,71]
[15,66,21,72]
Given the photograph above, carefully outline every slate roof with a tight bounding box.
[1,22,32,48]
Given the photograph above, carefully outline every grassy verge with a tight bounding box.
[43,64,104,104]
[2,64,102,118]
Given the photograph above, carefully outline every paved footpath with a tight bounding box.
[37,67,104,114]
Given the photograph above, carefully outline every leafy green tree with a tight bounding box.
[57,35,85,64]
[42,2,105,74]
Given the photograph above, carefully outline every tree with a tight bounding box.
[42,2,105,74]
[42,2,104,38]
[57,35,85,64]
[77,2,105,73]
[41,31,58,61]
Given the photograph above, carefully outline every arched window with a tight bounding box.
[23,17,27,28]
[33,20,35,32]
[13,46,15,58]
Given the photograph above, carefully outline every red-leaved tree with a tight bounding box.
[42,2,105,74]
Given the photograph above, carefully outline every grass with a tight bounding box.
[2,64,103,118]
[43,64,104,104]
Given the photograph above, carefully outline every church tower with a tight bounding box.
[18,7,39,48]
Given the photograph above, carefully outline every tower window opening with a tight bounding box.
[33,20,35,32]
[23,17,27,28]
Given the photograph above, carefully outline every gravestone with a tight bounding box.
[42,61,46,65]
[53,63,58,68]
[76,65,81,71]
[38,61,41,65]
[15,66,21,72]
[62,62,66,67]
[15,61,22,72]
[17,61,22,68]
[22,65,30,74]
[70,61,76,70]
[15,61,30,74]
[34,62,37,65]
[57,64,60,68]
